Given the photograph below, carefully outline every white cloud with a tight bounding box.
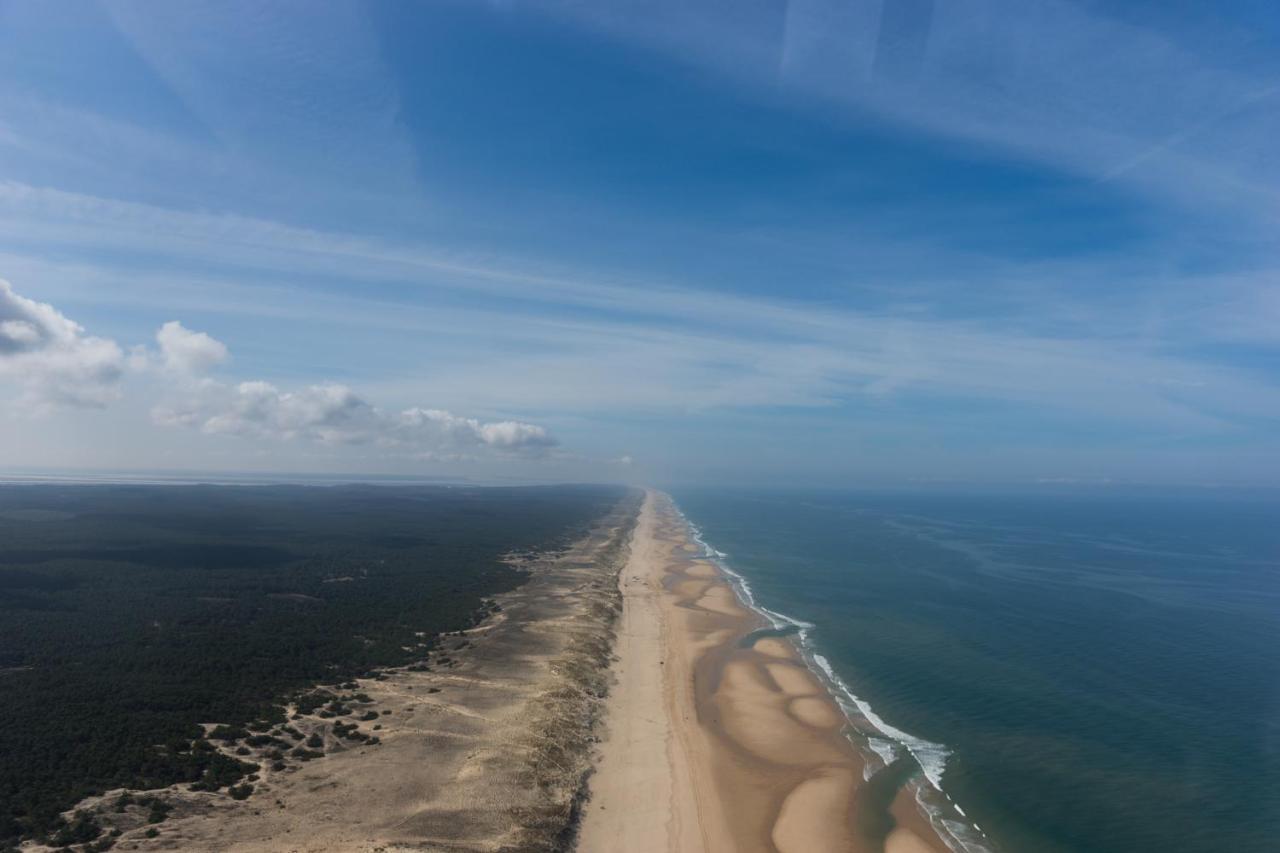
[395,408,557,453]
[153,385,557,456]
[1,279,91,354]
[156,320,228,373]
[152,384,558,456]
[0,279,125,408]
[479,420,555,450]
[0,319,42,347]
[179,381,381,444]
[1,278,559,459]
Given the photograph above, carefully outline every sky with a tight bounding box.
[0,0,1277,487]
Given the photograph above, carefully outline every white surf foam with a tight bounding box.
[810,654,950,789]
[866,735,901,768]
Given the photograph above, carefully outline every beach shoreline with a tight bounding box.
[579,489,955,853]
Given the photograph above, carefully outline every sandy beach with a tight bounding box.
[578,490,951,853]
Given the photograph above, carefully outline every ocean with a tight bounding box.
[669,486,1280,853]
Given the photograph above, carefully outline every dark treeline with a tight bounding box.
[0,483,626,847]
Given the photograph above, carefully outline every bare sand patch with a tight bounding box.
[684,560,719,578]
[772,766,860,853]
[715,660,846,767]
[671,577,713,600]
[753,636,797,659]
[887,827,948,853]
[766,661,822,696]
[790,695,846,729]
[694,582,742,616]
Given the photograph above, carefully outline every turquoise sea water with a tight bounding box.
[670,487,1280,853]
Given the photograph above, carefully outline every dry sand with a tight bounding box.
[35,497,639,853]
[578,490,952,853]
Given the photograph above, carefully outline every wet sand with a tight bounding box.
[579,490,951,853]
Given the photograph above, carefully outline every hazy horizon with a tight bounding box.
[5,466,1280,499]
[2,1,1278,487]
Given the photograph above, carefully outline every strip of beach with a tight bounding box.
[578,490,954,853]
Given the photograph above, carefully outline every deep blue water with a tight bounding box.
[670,487,1280,853]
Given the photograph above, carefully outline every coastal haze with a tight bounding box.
[2,2,1278,853]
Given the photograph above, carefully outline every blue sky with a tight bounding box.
[0,0,1277,485]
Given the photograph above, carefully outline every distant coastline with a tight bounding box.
[580,491,960,852]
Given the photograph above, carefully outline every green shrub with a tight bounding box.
[209,724,248,742]
[51,811,100,846]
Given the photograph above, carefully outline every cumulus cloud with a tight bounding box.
[1,279,559,460]
[395,408,557,453]
[155,320,228,373]
[0,279,125,407]
[155,381,380,444]
[154,385,558,456]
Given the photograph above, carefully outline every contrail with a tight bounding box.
[1100,79,1280,182]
